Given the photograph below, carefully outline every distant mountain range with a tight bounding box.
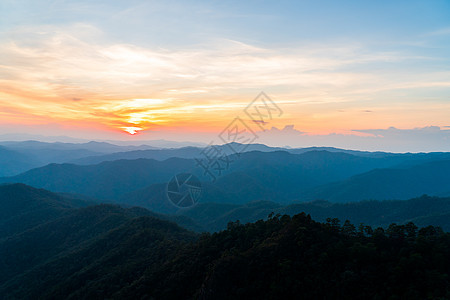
[0,146,38,177]
[3,145,450,206]
[0,158,198,200]
[0,141,157,177]
[177,195,450,232]
[0,150,406,202]
[302,159,450,202]
[69,142,396,165]
[0,140,205,177]
[2,183,450,234]
[0,184,200,241]
[0,139,407,177]
[0,134,207,147]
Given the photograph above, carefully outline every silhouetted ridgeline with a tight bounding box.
[1,211,449,299]
[0,184,449,299]
[177,195,450,232]
[3,147,450,206]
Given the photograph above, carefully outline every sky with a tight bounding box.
[0,0,450,151]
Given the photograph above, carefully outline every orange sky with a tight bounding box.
[1,1,450,150]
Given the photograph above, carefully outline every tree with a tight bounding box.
[342,220,356,236]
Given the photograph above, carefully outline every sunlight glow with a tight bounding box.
[122,127,143,135]
[1,16,449,142]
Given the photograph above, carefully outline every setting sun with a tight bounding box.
[122,127,143,135]
[0,0,449,152]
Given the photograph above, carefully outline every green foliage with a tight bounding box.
[180,195,450,232]
[0,183,449,299]
[0,183,90,239]
[1,211,449,299]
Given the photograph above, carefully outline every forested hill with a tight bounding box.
[177,195,450,232]
[1,211,449,299]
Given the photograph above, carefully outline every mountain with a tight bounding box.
[0,183,449,299]
[0,205,198,299]
[0,204,150,282]
[67,141,450,167]
[6,147,450,211]
[177,195,450,232]
[0,140,157,156]
[120,150,439,210]
[0,158,197,200]
[119,181,252,214]
[0,184,201,237]
[69,143,285,165]
[304,159,450,202]
[0,146,39,177]
[0,183,91,239]
[3,139,450,179]
[1,211,448,299]
[0,142,105,176]
[0,134,88,143]
[112,149,412,206]
[0,140,167,176]
[70,146,204,165]
[0,145,102,177]
[0,184,199,298]
[0,136,206,149]
[69,142,400,166]
[122,188,450,232]
[4,181,449,236]
[103,138,207,148]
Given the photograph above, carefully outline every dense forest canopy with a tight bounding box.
[1,203,449,299]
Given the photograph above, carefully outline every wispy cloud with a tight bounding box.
[426,27,450,36]
[258,125,450,153]
[0,23,449,135]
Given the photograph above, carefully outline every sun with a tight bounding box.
[122,127,143,135]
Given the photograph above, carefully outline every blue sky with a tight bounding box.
[0,0,450,151]
[3,0,450,45]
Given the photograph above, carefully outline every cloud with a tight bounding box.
[1,23,435,101]
[257,125,450,153]
[1,23,450,136]
[427,27,450,36]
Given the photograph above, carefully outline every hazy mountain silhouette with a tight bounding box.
[3,140,450,179]
[5,149,450,207]
[0,183,91,238]
[303,159,450,202]
[1,150,405,203]
[0,183,201,238]
[0,158,197,200]
[0,146,39,177]
[69,142,403,165]
[177,195,450,232]
[70,147,204,165]
[118,151,450,210]
[0,141,162,176]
